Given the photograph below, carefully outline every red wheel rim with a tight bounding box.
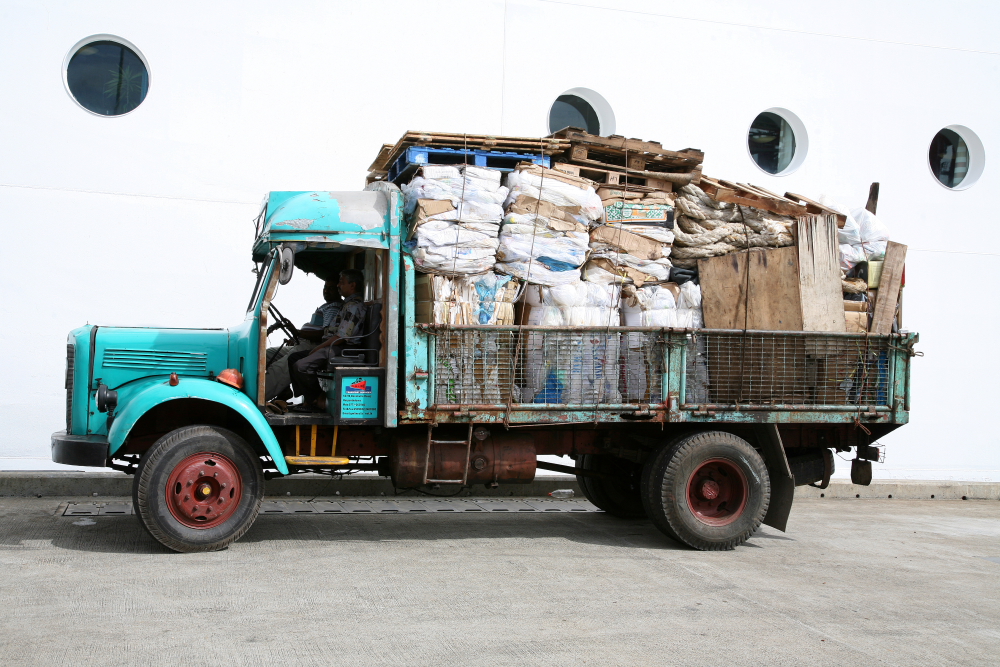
[165,452,242,529]
[685,458,748,526]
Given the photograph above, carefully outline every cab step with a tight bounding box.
[285,456,351,466]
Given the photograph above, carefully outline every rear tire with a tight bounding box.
[645,431,769,550]
[575,454,646,518]
[134,425,264,553]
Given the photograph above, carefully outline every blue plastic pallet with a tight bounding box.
[389,146,551,183]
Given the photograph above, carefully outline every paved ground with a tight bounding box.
[1,497,998,667]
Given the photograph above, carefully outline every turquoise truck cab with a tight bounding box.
[52,185,917,554]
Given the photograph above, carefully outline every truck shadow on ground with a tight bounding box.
[20,511,797,555]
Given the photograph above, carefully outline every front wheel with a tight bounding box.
[644,431,769,550]
[134,425,264,553]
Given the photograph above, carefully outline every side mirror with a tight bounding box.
[278,246,295,285]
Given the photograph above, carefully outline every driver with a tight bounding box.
[264,279,342,403]
[288,269,366,413]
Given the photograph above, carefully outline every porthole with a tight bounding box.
[928,125,985,190]
[64,35,149,116]
[548,87,615,136]
[747,108,808,176]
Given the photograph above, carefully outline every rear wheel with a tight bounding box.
[575,454,646,518]
[645,431,769,550]
[134,425,264,553]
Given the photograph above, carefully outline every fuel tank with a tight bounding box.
[390,430,536,487]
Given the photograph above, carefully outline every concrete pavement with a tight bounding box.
[1,496,999,666]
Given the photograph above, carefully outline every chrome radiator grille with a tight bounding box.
[65,343,75,433]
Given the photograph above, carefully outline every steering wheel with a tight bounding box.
[268,304,299,345]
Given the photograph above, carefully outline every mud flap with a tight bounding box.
[755,424,795,533]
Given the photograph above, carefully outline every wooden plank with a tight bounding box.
[699,248,806,403]
[699,247,803,330]
[866,182,880,215]
[796,215,845,332]
[783,192,847,227]
[870,241,907,334]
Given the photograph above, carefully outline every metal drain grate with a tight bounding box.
[63,498,600,516]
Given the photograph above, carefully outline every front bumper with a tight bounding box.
[51,431,109,468]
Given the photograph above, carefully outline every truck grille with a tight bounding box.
[102,349,207,372]
[427,327,895,409]
[65,343,75,433]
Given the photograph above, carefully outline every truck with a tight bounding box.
[53,187,919,552]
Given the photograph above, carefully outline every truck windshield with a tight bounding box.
[246,253,275,313]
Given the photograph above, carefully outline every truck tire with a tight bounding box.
[134,425,264,553]
[645,431,769,550]
[575,454,646,518]
[638,434,693,543]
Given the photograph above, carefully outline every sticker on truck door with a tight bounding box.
[340,376,379,420]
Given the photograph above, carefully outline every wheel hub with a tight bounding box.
[686,458,748,527]
[165,453,242,529]
[698,479,720,500]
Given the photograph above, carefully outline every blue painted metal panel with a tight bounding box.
[400,254,429,417]
[107,377,289,475]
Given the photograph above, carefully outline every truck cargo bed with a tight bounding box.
[407,325,915,427]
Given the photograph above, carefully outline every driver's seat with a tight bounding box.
[328,302,382,367]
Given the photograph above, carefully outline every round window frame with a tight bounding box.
[746,107,808,177]
[927,124,985,191]
[62,34,151,118]
[546,87,616,136]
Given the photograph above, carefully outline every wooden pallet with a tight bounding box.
[555,161,699,190]
[368,131,571,174]
[699,176,845,225]
[550,128,704,167]
[699,176,803,217]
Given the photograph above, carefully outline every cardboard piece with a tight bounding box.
[596,187,643,200]
[508,195,587,233]
[867,260,884,288]
[413,198,455,226]
[588,258,652,287]
[515,162,595,190]
[844,311,868,333]
[590,225,664,261]
[843,300,867,312]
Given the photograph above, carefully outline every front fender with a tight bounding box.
[107,378,288,475]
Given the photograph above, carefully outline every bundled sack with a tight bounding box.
[521,282,621,326]
[495,164,601,286]
[619,281,703,401]
[816,196,891,270]
[415,272,519,326]
[403,165,509,223]
[503,163,604,221]
[402,165,508,275]
[619,281,702,328]
[584,223,675,286]
[521,283,622,405]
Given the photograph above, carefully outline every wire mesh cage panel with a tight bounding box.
[429,327,894,411]
[685,331,892,407]
[430,327,666,407]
